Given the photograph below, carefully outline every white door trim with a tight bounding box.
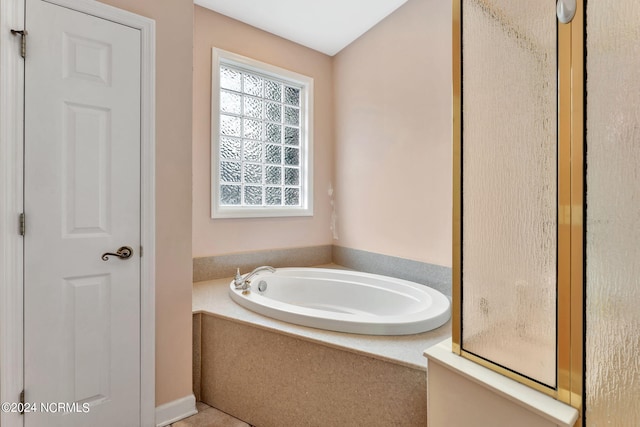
[0,1,26,427]
[0,0,156,426]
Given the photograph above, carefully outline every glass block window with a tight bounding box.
[211,49,313,218]
[218,66,301,206]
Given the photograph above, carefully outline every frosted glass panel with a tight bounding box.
[243,73,262,97]
[244,185,262,205]
[284,106,299,126]
[265,102,281,122]
[220,137,241,160]
[220,67,241,91]
[265,187,281,205]
[243,119,262,140]
[265,166,281,185]
[285,127,299,146]
[265,144,281,164]
[242,140,262,162]
[243,96,262,119]
[220,115,240,137]
[461,0,557,387]
[220,90,241,114]
[284,86,300,106]
[220,185,240,205]
[220,161,240,183]
[265,80,281,102]
[586,1,640,424]
[284,168,299,186]
[284,188,299,206]
[284,147,299,166]
[266,123,281,143]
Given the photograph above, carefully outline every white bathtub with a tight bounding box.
[228,267,451,335]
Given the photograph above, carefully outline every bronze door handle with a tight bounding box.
[102,246,134,261]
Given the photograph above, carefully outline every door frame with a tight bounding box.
[0,0,156,426]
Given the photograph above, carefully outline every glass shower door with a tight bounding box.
[459,0,558,388]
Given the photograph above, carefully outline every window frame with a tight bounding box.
[210,48,314,219]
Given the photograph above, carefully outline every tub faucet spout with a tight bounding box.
[234,266,276,290]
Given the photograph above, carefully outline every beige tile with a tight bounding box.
[172,402,250,427]
[195,401,210,412]
[200,315,427,427]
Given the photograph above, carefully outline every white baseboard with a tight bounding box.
[155,394,197,427]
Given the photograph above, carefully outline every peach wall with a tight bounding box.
[333,0,452,267]
[98,0,193,407]
[192,6,334,258]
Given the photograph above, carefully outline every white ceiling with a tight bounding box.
[194,0,408,56]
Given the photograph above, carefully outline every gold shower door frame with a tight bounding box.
[451,0,584,423]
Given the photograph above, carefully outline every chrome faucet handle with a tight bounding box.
[234,266,275,290]
[233,268,244,288]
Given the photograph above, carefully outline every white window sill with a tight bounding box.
[212,206,313,219]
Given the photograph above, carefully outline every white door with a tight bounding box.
[23,0,142,425]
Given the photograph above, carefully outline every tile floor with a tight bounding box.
[171,402,252,427]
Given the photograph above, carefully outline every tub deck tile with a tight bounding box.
[192,265,452,371]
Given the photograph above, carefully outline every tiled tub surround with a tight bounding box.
[194,245,452,299]
[193,275,451,426]
[332,246,452,298]
[193,245,332,282]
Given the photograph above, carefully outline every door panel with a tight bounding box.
[63,102,112,237]
[24,0,141,425]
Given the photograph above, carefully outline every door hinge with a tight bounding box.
[19,389,25,414]
[19,213,25,236]
[10,29,27,58]
[140,246,143,257]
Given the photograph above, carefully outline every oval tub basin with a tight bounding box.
[228,267,450,335]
